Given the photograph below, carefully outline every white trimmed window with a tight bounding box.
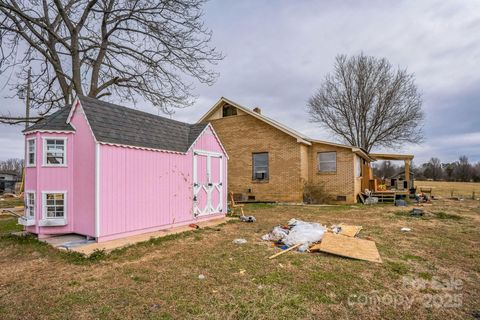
[27,138,36,166]
[43,138,67,166]
[252,152,269,180]
[25,192,35,219]
[356,156,362,178]
[43,193,66,219]
[318,152,337,172]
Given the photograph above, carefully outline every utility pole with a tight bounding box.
[25,67,31,130]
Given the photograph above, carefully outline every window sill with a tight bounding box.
[252,179,269,184]
[25,165,36,168]
[18,217,35,226]
[317,171,337,175]
[38,218,67,227]
[41,165,67,168]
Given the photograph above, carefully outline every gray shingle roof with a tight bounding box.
[25,96,209,153]
[23,107,74,133]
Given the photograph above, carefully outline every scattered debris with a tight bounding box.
[261,219,380,263]
[332,223,362,237]
[282,219,326,250]
[232,238,247,245]
[198,274,206,280]
[268,243,302,259]
[331,224,342,234]
[415,192,431,203]
[400,227,411,232]
[261,226,289,241]
[310,232,382,263]
[188,223,200,229]
[1,193,18,198]
[239,269,246,275]
[395,200,407,207]
[239,215,256,223]
[410,208,424,216]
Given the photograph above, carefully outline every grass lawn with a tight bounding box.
[0,199,479,319]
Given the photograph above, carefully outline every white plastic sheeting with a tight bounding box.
[261,219,327,252]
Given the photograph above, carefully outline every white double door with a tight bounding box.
[193,150,223,217]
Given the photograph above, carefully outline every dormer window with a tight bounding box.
[222,104,237,117]
[43,138,67,166]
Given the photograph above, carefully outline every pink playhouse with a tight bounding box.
[19,96,228,242]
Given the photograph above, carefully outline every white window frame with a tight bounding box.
[318,151,337,173]
[252,152,269,181]
[26,138,36,167]
[25,191,35,219]
[42,137,67,167]
[356,156,362,178]
[39,191,67,226]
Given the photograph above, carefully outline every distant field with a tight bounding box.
[415,180,480,198]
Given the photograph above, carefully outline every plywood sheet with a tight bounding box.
[312,232,382,263]
[338,224,362,237]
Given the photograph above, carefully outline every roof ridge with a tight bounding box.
[78,95,192,127]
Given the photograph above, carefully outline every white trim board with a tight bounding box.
[95,143,100,237]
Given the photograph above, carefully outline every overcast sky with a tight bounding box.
[1,0,479,165]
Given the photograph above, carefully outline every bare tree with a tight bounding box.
[0,158,24,176]
[455,155,472,182]
[308,54,424,152]
[424,157,443,181]
[0,0,223,124]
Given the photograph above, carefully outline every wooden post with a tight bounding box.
[404,160,411,190]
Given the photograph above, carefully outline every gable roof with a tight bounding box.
[24,96,210,153]
[198,97,312,145]
[198,97,373,161]
[23,107,74,133]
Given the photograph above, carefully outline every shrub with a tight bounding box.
[303,182,333,204]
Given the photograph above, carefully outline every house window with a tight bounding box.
[43,193,66,219]
[252,152,269,180]
[27,138,36,166]
[318,152,337,172]
[25,192,35,218]
[356,156,362,177]
[222,104,237,117]
[43,138,66,166]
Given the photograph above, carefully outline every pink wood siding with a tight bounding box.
[70,104,96,236]
[26,132,75,235]
[98,125,227,241]
[24,103,96,237]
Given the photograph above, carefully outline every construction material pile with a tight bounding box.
[262,219,382,263]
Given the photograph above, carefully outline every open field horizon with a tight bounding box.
[415,180,480,199]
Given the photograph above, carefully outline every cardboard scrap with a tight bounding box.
[311,232,382,263]
[337,223,362,237]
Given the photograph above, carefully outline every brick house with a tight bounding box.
[198,97,375,203]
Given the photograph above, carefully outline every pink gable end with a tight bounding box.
[190,126,225,154]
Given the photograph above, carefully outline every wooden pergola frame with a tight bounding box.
[367,153,415,191]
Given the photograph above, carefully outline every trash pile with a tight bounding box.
[261,219,326,252]
[262,219,382,263]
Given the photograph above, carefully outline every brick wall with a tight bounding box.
[207,110,361,204]
[308,143,357,203]
[209,114,305,202]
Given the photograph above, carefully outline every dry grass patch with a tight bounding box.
[0,199,479,319]
[416,180,480,199]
